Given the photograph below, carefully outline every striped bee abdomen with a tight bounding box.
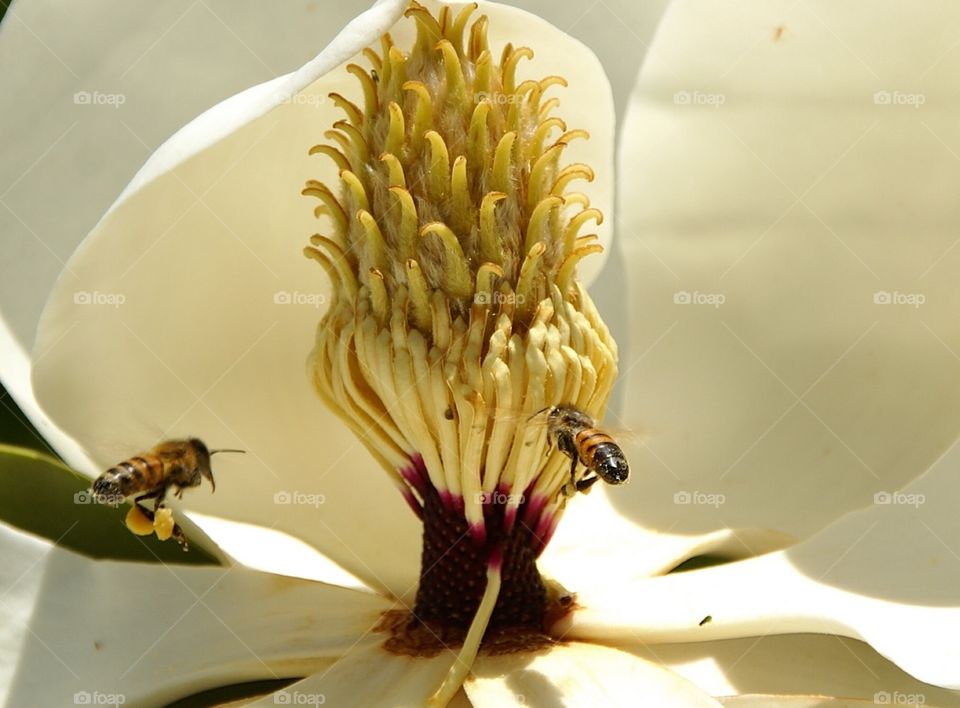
[574,428,614,465]
[94,455,165,498]
[575,429,629,485]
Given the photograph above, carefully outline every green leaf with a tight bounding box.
[166,679,298,707]
[0,383,56,455]
[668,554,733,573]
[0,444,218,565]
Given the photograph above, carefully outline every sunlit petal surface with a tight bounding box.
[0,521,391,706]
[248,642,458,708]
[466,641,720,706]
[558,440,960,692]
[616,0,960,549]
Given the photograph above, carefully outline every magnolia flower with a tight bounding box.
[3,0,960,705]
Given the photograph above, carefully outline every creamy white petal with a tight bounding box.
[0,0,376,473]
[184,511,368,590]
[556,438,960,689]
[31,0,615,600]
[629,635,960,706]
[465,641,720,706]
[0,521,392,707]
[720,698,872,707]
[540,483,795,587]
[616,0,960,546]
[249,642,458,708]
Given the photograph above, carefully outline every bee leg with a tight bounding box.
[133,489,162,511]
[172,525,189,552]
[576,474,601,493]
[135,505,156,523]
[562,455,580,497]
[152,485,169,512]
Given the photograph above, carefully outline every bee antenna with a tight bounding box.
[527,406,552,422]
[209,449,246,456]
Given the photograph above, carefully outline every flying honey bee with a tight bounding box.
[91,438,244,547]
[536,404,630,493]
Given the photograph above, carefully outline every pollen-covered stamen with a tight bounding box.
[303,0,618,693]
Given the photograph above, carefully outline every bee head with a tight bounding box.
[194,441,246,493]
[189,438,214,492]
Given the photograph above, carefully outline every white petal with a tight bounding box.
[540,484,794,587]
[465,641,719,706]
[0,0,382,472]
[248,642,457,708]
[557,439,960,690]
[0,520,392,707]
[30,0,614,599]
[616,0,960,547]
[720,698,871,707]
[630,634,960,706]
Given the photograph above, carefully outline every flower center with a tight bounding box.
[414,465,545,630]
[302,0,617,699]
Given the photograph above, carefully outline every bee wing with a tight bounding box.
[486,405,552,431]
[486,405,644,438]
[599,426,648,447]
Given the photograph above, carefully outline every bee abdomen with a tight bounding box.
[99,456,164,497]
[593,442,629,485]
[574,429,614,464]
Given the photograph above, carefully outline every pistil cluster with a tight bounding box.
[303,0,618,691]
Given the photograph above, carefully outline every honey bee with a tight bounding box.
[537,404,630,493]
[91,438,243,546]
